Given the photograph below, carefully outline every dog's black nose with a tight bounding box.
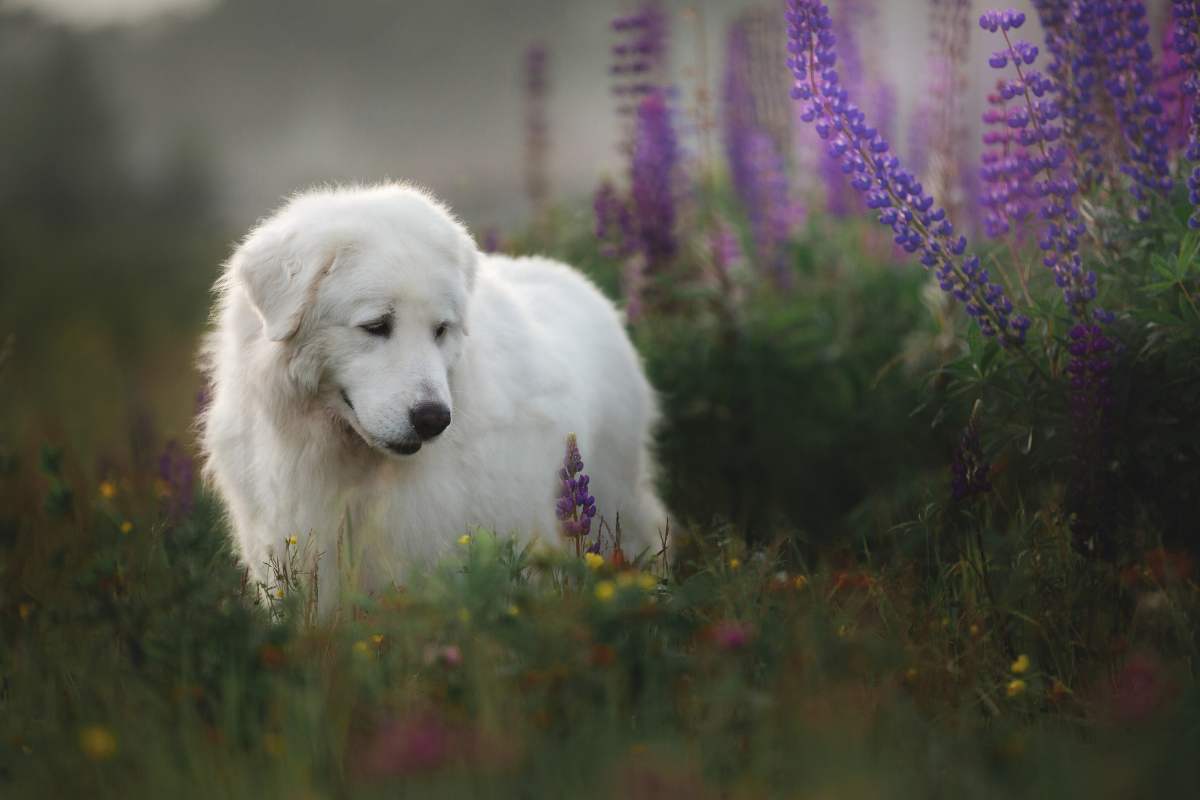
[409,402,451,441]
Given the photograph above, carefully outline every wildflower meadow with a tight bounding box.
[3,1,1200,797]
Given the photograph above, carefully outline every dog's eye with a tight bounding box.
[359,317,392,338]
[434,322,449,341]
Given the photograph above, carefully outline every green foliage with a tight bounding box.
[641,229,948,548]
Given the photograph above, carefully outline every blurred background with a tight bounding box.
[0,0,1173,495]
[0,0,935,228]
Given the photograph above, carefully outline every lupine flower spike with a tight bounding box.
[1172,1,1200,229]
[1033,2,1171,218]
[630,90,682,267]
[786,0,1029,345]
[978,10,1096,314]
[982,8,1116,549]
[1029,1,1101,191]
[1090,2,1173,220]
[979,10,1113,430]
[610,2,669,148]
[724,20,801,287]
[951,401,991,502]
[1158,17,1193,153]
[556,434,597,556]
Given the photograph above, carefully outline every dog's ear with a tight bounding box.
[232,231,337,342]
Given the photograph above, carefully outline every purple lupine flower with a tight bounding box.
[1030,1,1103,191]
[593,180,634,259]
[980,10,1097,317]
[610,2,669,143]
[950,405,991,502]
[1085,2,1173,220]
[813,0,895,218]
[723,23,800,288]
[820,0,866,217]
[786,0,1029,345]
[1158,18,1193,153]
[157,440,195,522]
[1033,3,1170,217]
[524,44,550,215]
[743,131,799,288]
[724,7,796,170]
[630,90,681,265]
[979,78,1036,239]
[1172,0,1200,228]
[556,434,597,550]
[984,8,1116,541]
[1066,322,1114,434]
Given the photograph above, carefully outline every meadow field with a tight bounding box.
[2,1,1199,797]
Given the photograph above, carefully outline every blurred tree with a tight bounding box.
[0,24,130,228]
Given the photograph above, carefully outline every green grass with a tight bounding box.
[2,478,1196,798]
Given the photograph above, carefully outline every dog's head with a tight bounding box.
[230,184,478,457]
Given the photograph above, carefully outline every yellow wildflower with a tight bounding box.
[506,604,520,617]
[968,623,981,638]
[792,574,809,591]
[18,602,34,620]
[352,640,370,656]
[370,634,384,646]
[584,552,605,570]
[637,572,657,591]
[728,558,741,571]
[595,580,616,601]
[98,481,117,500]
[458,534,472,546]
[1011,654,1031,674]
[1006,679,1027,698]
[286,535,298,547]
[79,725,117,761]
[275,587,285,599]
[119,521,133,535]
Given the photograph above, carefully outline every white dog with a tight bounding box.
[200,183,667,611]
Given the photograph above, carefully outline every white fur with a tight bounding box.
[200,183,667,613]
